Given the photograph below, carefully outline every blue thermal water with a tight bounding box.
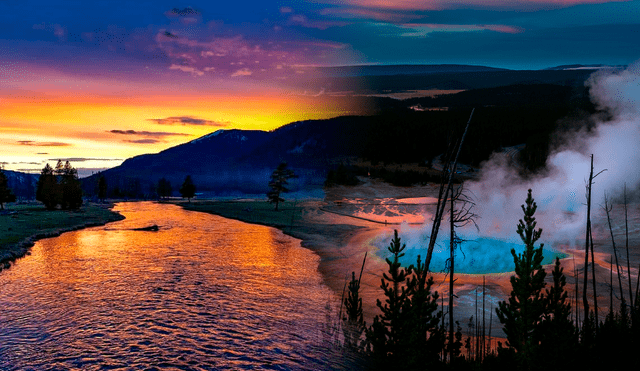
[377,236,565,274]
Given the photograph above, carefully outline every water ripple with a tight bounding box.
[0,202,349,370]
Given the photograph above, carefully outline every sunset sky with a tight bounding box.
[1,0,639,177]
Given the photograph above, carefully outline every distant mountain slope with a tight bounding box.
[82,83,595,198]
[305,66,601,95]
[2,170,38,199]
[317,64,509,77]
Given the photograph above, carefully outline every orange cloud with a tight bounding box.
[17,140,72,147]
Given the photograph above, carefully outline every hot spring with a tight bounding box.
[375,233,566,274]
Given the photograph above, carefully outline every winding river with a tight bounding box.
[0,202,348,370]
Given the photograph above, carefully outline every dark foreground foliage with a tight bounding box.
[338,189,640,371]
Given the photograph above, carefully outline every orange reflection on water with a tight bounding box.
[0,202,337,369]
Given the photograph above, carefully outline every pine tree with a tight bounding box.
[98,175,107,203]
[365,230,443,369]
[343,271,365,351]
[36,163,58,209]
[179,175,196,202]
[495,189,547,369]
[537,257,577,369]
[157,178,172,200]
[60,161,82,209]
[366,230,411,366]
[267,162,296,211]
[402,254,443,368]
[0,168,16,209]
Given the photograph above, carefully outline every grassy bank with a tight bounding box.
[179,199,305,230]
[0,202,125,270]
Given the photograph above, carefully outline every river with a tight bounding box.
[0,202,351,370]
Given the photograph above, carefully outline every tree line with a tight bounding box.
[0,163,198,210]
[96,174,196,202]
[36,160,83,210]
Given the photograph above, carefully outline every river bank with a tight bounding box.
[0,202,125,270]
[176,179,446,326]
[176,179,640,344]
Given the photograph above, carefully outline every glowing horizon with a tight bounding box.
[1,0,638,176]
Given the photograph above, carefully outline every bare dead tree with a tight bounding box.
[475,286,480,361]
[624,184,633,311]
[488,304,493,356]
[610,256,614,315]
[446,184,477,363]
[582,154,606,327]
[590,219,599,327]
[482,276,486,360]
[636,263,640,307]
[573,254,580,327]
[604,193,626,308]
[425,109,474,273]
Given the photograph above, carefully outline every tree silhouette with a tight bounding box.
[179,175,196,202]
[496,189,547,370]
[537,257,577,370]
[0,168,16,210]
[98,175,107,203]
[343,271,366,351]
[267,162,296,211]
[157,178,172,200]
[59,161,82,209]
[36,163,58,209]
[365,230,442,368]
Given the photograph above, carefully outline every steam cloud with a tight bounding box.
[464,62,640,246]
[390,62,640,272]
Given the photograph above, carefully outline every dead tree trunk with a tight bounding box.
[583,154,606,328]
[583,154,594,324]
[624,184,633,311]
[425,109,474,273]
[482,276,486,360]
[610,256,614,315]
[590,225,599,326]
[449,193,455,363]
[604,193,626,307]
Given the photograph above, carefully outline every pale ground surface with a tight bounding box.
[181,177,640,349]
[300,178,640,344]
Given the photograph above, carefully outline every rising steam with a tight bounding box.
[390,62,640,273]
[465,62,640,245]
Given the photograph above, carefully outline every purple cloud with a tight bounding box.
[125,139,160,144]
[148,116,230,126]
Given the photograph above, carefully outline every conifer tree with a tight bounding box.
[496,189,546,369]
[0,168,16,210]
[365,230,443,368]
[60,161,83,209]
[343,271,365,351]
[179,175,196,202]
[402,254,443,368]
[36,163,58,209]
[267,162,296,211]
[537,257,577,369]
[157,178,172,199]
[98,175,107,203]
[366,230,412,365]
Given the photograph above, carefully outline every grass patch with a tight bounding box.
[179,200,304,230]
[0,202,124,265]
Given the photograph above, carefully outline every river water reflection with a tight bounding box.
[0,202,345,370]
